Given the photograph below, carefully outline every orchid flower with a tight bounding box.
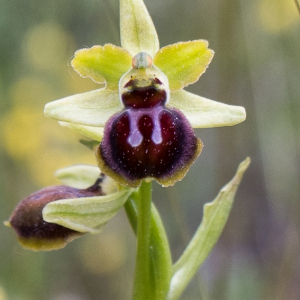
[44,0,245,188]
[7,1,249,299]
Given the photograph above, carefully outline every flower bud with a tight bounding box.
[7,177,104,251]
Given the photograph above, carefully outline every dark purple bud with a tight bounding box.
[7,178,104,251]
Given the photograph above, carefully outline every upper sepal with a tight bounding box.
[120,0,159,57]
[71,44,132,90]
[154,40,214,92]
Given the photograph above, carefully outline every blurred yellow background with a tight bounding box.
[0,0,299,299]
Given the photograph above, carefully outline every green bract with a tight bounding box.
[167,158,250,300]
[43,189,133,234]
[44,164,134,234]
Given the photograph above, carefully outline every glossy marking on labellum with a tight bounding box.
[97,53,203,187]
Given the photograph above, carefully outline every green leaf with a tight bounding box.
[125,196,172,300]
[55,164,118,194]
[168,90,246,128]
[120,0,159,58]
[154,40,214,91]
[44,89,122,127]
[43,188,134,233]
[167,158,251,300]
[71,44,132,91]
[59,121,104,141]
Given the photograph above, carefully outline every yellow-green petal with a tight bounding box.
[154,40,214,92]
[43,189,134,233]
[168,90,246,128]
[44,89,122,127]
[59,121,104,141]
[71,44,132,90]
[120,0,159,57]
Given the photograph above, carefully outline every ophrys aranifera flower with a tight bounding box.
[44,0,246,188]
[6,3,250,299]
[97,52,203,187]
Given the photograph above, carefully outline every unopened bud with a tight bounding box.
[7,177,104,251]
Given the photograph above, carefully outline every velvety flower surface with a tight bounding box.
[7,178,104,251]
[97,52,203,187]
[6,168,132,251]
[44,0,246,187]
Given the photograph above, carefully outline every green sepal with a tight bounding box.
[154,40,214,91]
[167,158,251,300]
[55,164,118,194]
[55,164,101,189]
[44,88,245,129]
[120,0,159,57]
[43,188,134,233]
[59,121,104,141]
[71,44,132,91]
[44,89,122,127]
[168,90,246,128]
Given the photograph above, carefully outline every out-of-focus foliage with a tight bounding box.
[0,0,299,299]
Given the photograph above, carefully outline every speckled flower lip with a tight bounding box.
[97,52,202,187]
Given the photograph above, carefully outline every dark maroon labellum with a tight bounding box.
[97,68,203,187]
[8,179,103,251]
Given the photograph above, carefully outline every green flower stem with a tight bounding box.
[125,182,172,300]
[131,181,153,300]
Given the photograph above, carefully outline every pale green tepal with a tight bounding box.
[43,164,134,234]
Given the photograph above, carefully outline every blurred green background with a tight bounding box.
[0,0,299,299]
